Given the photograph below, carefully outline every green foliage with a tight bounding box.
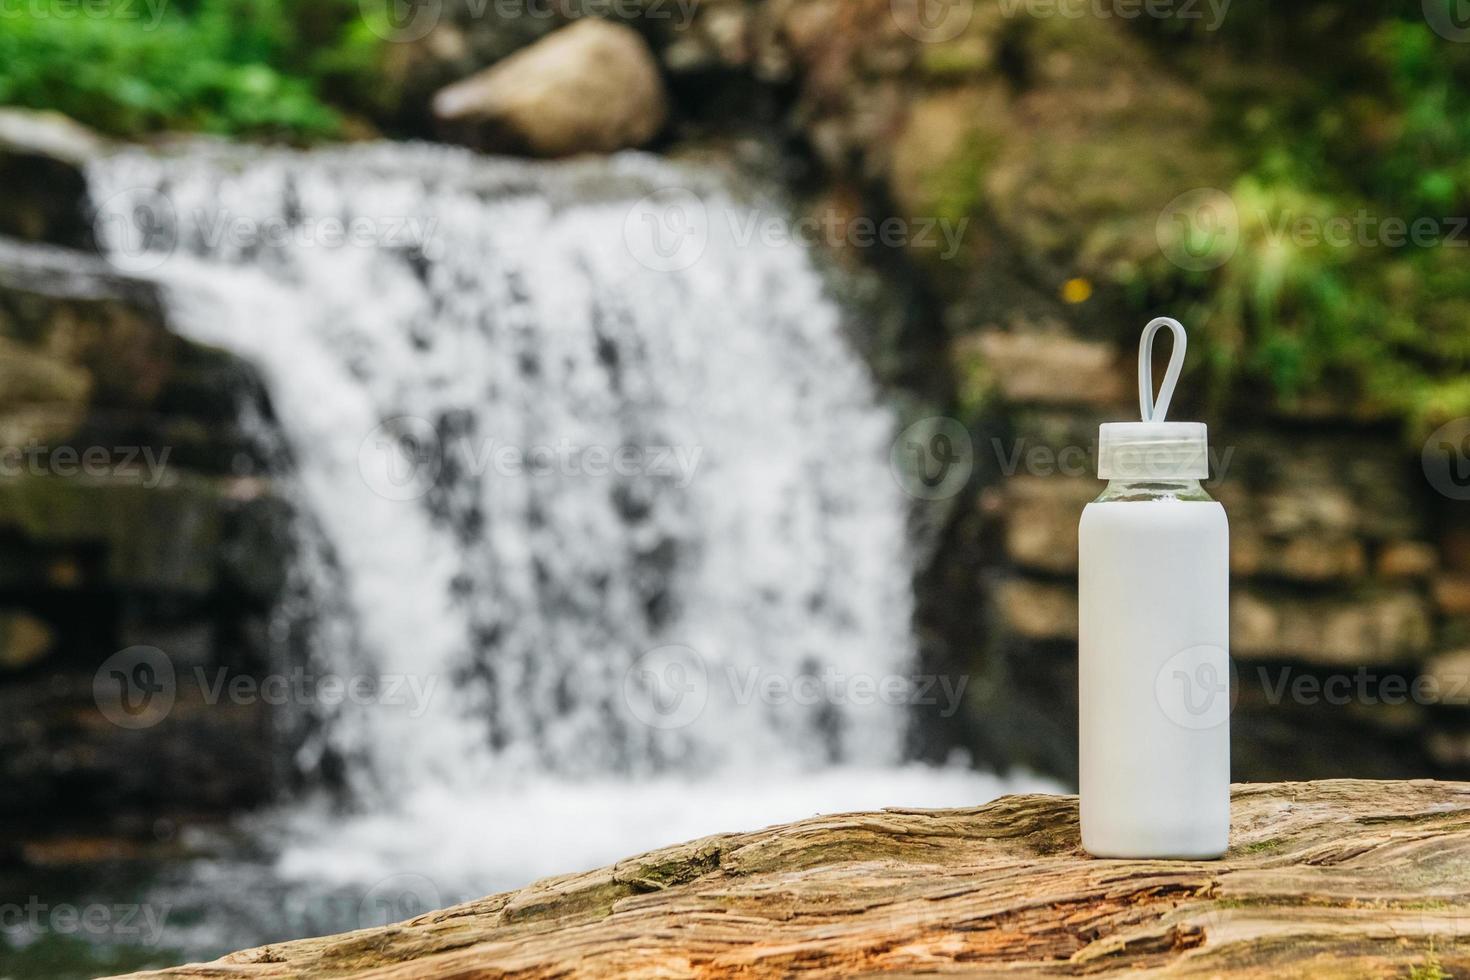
[1135,12,1470,434]
[1406,948,1448,980]
[0,0,381,139]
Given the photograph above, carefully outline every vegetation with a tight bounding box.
[1137,5,1470,433]
[0,0,384,139]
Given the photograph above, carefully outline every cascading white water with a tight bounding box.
[87,143,1047,898]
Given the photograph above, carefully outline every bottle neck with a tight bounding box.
[1095,478,1213,503]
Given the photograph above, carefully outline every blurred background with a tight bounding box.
[1,0,1469,975]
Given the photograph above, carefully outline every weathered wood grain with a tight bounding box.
[110,780,1470,978]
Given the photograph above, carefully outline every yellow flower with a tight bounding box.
[1062,278,1093,304]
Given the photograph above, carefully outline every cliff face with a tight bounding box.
[0,200,299,843]
[106,780,1470,978]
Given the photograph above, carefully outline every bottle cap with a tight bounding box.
[1097,318,1209,481]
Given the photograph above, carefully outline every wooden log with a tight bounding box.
[110,780,1470,978]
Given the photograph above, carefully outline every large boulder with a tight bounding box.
[432,19,669,157]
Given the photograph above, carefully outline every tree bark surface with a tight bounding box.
[111,780,1470,978]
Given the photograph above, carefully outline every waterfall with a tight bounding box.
[87,143,1043,898]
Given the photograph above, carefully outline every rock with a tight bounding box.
[1435,575,1470,617]
[1230,532,1367,583]
[106,781,1470,979]
[376,22,478,131]
[1419,649,1470,706]
[1445,524,1470,574]
[0,236,292,842]
[433,19,670,157]
[0,335,94,446]
[0,611,55,670]
[1378,540,1439,580]
[888,87,1004,221]
[0,475,222,596]
[995,577,1077,641]
[1231,589,1434,666]
[998,481,1369,584]
[1215,434,1426,542]
[1428,733,1470,769]
[0,109,106,251]
[961,329,1128,408]
[999,475,1095,573]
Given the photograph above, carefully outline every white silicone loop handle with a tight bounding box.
[1139,317,1187,422]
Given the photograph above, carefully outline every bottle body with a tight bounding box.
[1078,480,1230,859]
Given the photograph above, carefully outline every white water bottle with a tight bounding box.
[1078,317,1230,859]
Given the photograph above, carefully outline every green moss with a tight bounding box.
[1407,951,1448,980]
[928,129,1003,230]
[918,42,994,81]
[614,840,724,892]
